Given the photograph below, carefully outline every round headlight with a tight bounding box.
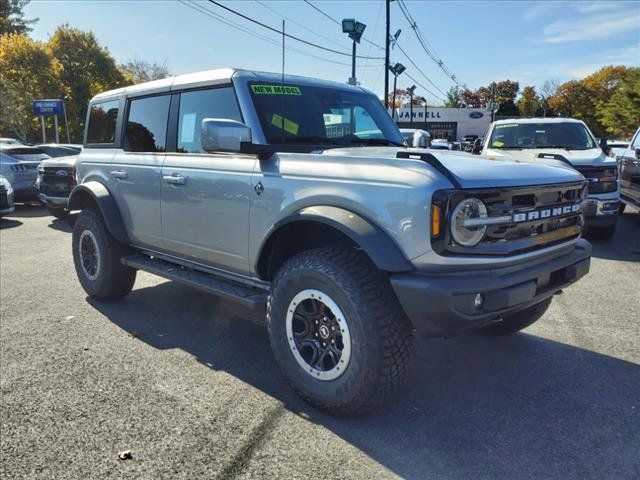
[450,198,488,246]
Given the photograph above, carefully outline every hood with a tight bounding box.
[319,147,585,189]
[483,147,608,168]
[39,155,78,169]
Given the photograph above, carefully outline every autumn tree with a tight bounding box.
[0,0,37,35]
[0,33,62,141]
[599,67,640,138]
[47,25,129,141]
[517,86,541,117]
[443,86,461,107]
[539,79,560,117]
[120,57,169,84]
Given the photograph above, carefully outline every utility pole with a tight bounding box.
[384,0,391,109]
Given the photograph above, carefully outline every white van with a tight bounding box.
[482,118,619,239]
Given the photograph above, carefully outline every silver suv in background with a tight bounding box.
[0,145,49,202]
[482,118,620,239]
[68,69,591,415]
[616,126,640,213]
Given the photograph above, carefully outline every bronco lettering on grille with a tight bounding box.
[512,204,581,223]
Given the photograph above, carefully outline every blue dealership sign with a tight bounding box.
[32,99,64,116]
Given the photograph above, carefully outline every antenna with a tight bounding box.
[281,19,285,145]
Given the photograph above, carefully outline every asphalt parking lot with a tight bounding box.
[1,205,639,480]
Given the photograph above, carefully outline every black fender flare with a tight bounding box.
[258,206,413,274]
[67,181,129,243]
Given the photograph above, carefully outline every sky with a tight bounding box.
[25,0,640,105]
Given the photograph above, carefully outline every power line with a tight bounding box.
[180,1,382,68]
[207,0,384,60]
[396,0,467,90]
[302,0,446,103]
[254,0,349,50]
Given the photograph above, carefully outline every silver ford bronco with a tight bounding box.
[69,69,591,415]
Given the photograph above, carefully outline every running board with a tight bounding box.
[121,254,268,311]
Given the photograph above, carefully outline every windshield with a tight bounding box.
[249,82,404,147]
[489,122,597,150]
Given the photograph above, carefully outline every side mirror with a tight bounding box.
[599,137,609,155]
[472,139,483,154]
[412,132,428,148]
[635,147,640,160]
[201,118,252,153]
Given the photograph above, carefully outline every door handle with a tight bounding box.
[162,173,187,185]
[110,170,128,180]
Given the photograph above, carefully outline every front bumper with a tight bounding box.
[583,196,619,226]
[37,193,68,208]
[391,239,591,337]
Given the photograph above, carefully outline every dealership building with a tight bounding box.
[392,105,493,141]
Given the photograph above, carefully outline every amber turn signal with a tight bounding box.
[431,204,441,237]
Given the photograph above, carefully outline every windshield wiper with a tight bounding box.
[348,138,403,147]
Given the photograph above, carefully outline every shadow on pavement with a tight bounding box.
[9,203,49,218]
[47,217,73,233]
[0,218,23,229]
[589,208,640,262]
[91,281,640,480]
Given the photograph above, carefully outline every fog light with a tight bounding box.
[474,293,484,310]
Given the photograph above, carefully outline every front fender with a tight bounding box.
[68,181,129,243]
[258,205,413,273]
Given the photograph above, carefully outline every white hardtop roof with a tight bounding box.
[494,117,584,125]
[91,68,369,102]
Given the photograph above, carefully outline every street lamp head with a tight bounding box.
[389,63,406,76]
[342,18,355,33]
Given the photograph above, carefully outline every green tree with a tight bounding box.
[599,67,640,138]
[0,0,37,35]
[443,86,461,107]
[517,86,540,117]
[47,25,129,141]
[0,33,62,141]
[492,80,520,116]
[119,57,169,83]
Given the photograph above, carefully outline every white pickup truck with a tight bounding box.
[482,118,619,239]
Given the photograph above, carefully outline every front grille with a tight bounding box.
[39,166,75,197]
[576,166,617,194]
[432,181,587,256]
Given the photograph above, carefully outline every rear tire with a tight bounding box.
[72,209,136,300]
[618,203,626,215]
[267,248,414,416]
[48,206,68,219]
[478,297,552,336]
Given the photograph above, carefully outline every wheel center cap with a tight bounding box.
[318,324,330,340]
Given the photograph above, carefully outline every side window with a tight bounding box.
[632,129,640,148]
[86,100,119,144]
[177,87,242,153]
[125,95,171,153]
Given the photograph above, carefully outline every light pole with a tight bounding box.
[407,85,416,127]
[342,18,366,86]
[388,63,405,121]
[420,96,427,129]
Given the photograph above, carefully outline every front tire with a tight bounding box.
[267,248,414,416]
[48,206,68,219]
[72,209,136,300]
[478,297,552,335]
[586,222,617,240]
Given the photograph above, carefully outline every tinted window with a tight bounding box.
[86,100,119,144]
[489,122,597,150]
[125,95,170,152]
[632,129,640,147]
[177,87,241,153]
[249,82,404,147]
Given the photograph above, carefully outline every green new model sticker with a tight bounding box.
[251,84,302,95]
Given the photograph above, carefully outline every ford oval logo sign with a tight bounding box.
[55,170,67,177]
[469,111,484,119]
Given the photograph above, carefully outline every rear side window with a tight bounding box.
[177,87,241,153]
[125,95,171,152]
[86,100,119,144]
